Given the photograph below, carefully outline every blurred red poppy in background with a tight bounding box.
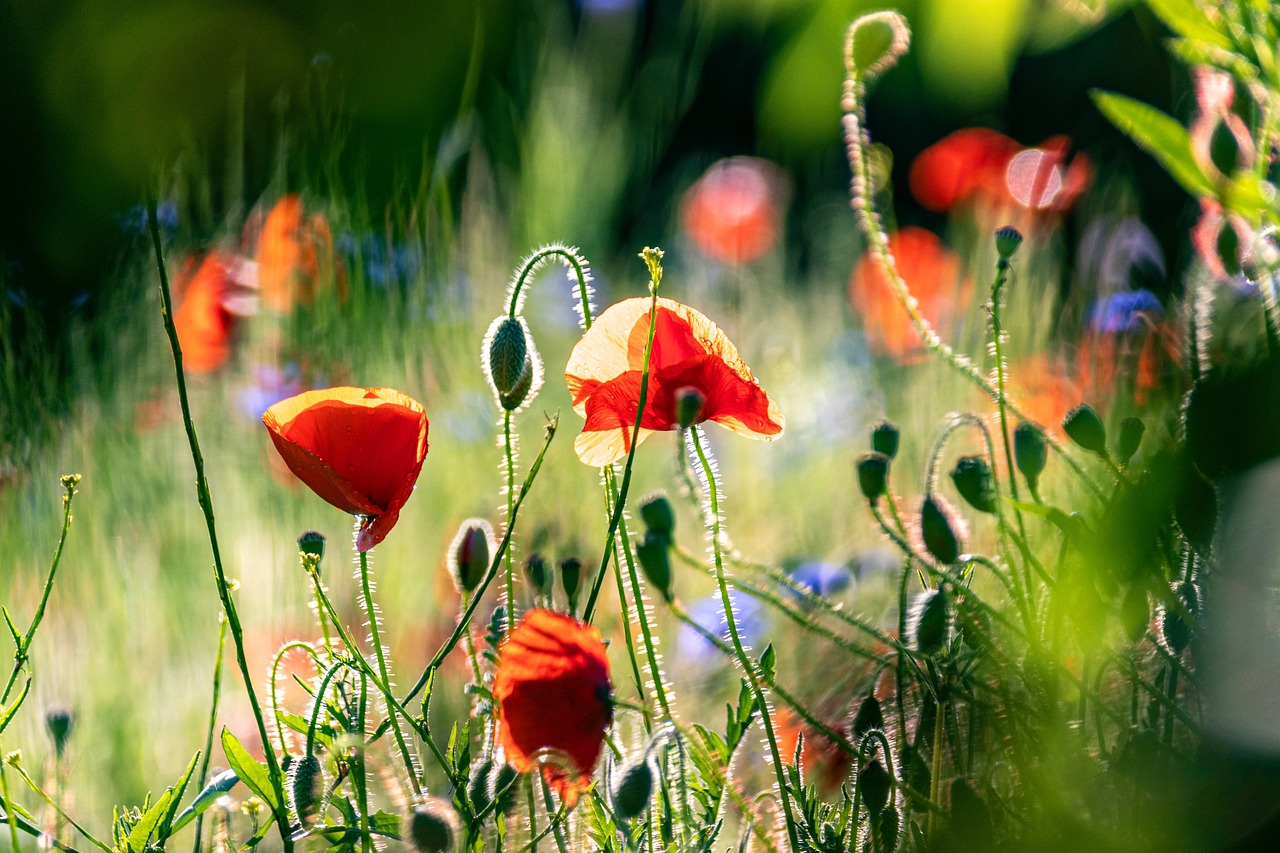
[565,297,784,466]
[776,708,855,796]
[909,128,1021,213]
[848,227,970,362]
[173,249,256,373]
[252,195,340,312]
[262,387,428,551]
[681,157,786,265]
[495,609,612,806]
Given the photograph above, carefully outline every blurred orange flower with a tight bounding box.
[909,128,1021,213]
[775,708,855,796]
[565,297,784,466]
[1005,354,1083,436]
[253,195,339,311]
[681,157,785,265]
[262,387,428,552]
[848,227,970,362]
[495,609,612,806]
[173,250,243,373]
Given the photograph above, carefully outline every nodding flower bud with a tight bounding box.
[871,420,900,460]
[610,760,655,820]
[675,386,707,429]
[994,226,1023,261]
[638,493,676,537]
[560,557,584,613]
[44,708,72,757]
[857,452,891,504]
[289,754,323,826]
[860,758,892,815]
[852,694,884,741]
[909,587,950,657]
[1013,422,1048,492]
[1117,417,1146,465]
[468,758,495,817]
[635,532,674,602]
[920,495,962,565]
[484,316,542,411]
[448,520,494,595]
[297,530,325,562]
[499,359,536,411]
[408,799,462,853]
[1063,403,1108,457]
[950,456,996,514]
[490,763,521,816]
[1160,579,1200,656]
[523,553,553,598]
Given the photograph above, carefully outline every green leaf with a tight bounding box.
[0,679,29,738]
[1,608,21,652]
[169,769,240,834]
[220,728,280,811]
[757,644,776,685]
[369,810,402,839]
[1147,0,1233,48]
[238,816,274,851]
[157,751,202,840]
[1223,171,1272,220]
[127,788,175,853]
[1091,90,1217,198]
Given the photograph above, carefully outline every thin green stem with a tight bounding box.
[192,615,228,853]
[0,748,20,853]
[688,426,800,850]
[504,410,517,636]
[353,672,372,853]
[8,762,110,853]
[146,195,292,850]
[506,247,593,330]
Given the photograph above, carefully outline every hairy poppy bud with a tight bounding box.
[45,708,72,757]
[610,760,654,820]
[852,694,884,741]
[486,317,528,396]
[1160,580,1200,655]
[1063,404,1108,457]
[675,386,707,429]
[1117,417,1145,465]
[560,557,583,613]
[921,495,962,565]
[408,799,461,853]
[1014,422,1048,492]
[871,420,900,460]
[880,807,901,851]
[468,758,495,817]
[635,532,673,602]
[950,456,996,514]
[524,553,552,598]
[638,493,676,537]
[448,520,494,595]
[860,758,892,815]
[994,226,1023,261]
[909,588,950,656]
[289,754,323,826]
[857,452,890,504]
[298,530,325,562]
[499,358,536,411]
[490,763,520,816]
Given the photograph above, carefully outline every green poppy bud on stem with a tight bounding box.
[1063,403,1108,457]
[921,495,962,565]
[871,420,900,460]
[44,708,72,758]
[675,386,707,429]
[560,557,584,614]
[1160,580,1200,655]
[852,694,884,741]
[408,799,461,853]
[1013,422,1048,492]
[994,226,1023,262]
[910,588,950,656]
[857,452,890,504]
[490,763,520,816]
[298,530,325,562]
[610,760,655,820]
[289,754,323,826]
[523,553,552,598]
[448,519,494,595]
[950,456,996,514]
[1117,417,1145,465]
[860,758,892,815]
[484,316,541,411]
[638,493,676,537]
[468,758,495,817]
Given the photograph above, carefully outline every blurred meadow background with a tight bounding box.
[0,0,1267,849]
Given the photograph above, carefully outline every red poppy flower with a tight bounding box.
[565,297,784,467]
[495,609,612,806]
[909,128,1021,213]
[173,250,248,373]
[262,387,428,551]
[775,708,855,797]
[253,195,340,312]
[680,157,786,265]
[848,227,971,362]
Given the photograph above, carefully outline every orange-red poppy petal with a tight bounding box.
[495,610,612,806]
[174,252,237,373]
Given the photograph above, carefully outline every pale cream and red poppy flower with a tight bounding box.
[495,609,612,807]
[262,387,428,551]
[565,297,784,467]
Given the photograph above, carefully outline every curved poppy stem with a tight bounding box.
[505,245,595,330]
[687,426,800,850]
[268,640,323,758]
[145,194,292,851]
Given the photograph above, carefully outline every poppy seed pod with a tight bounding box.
[950,456,996,514]
[638,493,676,537]
[921,495,962,565]
[994,226,1023,261]
[524,553,553,598]
[675,386,707,429]
[1013,422,1048,492]
[408,799,461,853]
[448,520,494,595]
[871,420,900,460]
[859,758,892,815]
[1117,417,1146,465]
[297,530,325,562]
[910,588,950,656]
[1063,404,1108,457]
[289,754,323,826]
[560,558,584,613]
[610,760,654,820]
[635,532,674,601]
[857,452,891,504]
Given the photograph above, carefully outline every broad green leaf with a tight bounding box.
[170,769,239,834]
[238,816,273,851]
[369,810,401,839]
[0,679,30,738]
[1223,171,1272,220]
[1148,0,1233,48]
[157,751,201,839]
[1091,90,1217,198]
[757,644,776,685]
[220,728,280,811]
[127,788,175,853]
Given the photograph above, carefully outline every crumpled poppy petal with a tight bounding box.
[656,353,783,440]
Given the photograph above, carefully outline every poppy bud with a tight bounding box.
[468,758,495,816]
[1063,404,1108,457]
[949,456,996,514]
[871,420,900,460]
[857,452,890,504]
[44,708,72,757]
[1210,119,1243,176]
[499,356,536,411]
[448,520,494,595]
[289,754,323,826]
[560,557,583,613]
[408,799,461,853]
[524,553,553,598]
[485,317,529,399]
[298,530,325,562]
[638,493,676,537]
[635,532,673,602]
[859,758,892,815]
[994,226,1023,261]
[1117,417,1145,465]
[921,495,962,565]
[1014,422,1048,491]
[1120,584,1150,645]
[1217,222,1242,277]
[852,694,884,741]
[1160,580,1200,655]
[674,386,707,429]
[879,807,901,851]
[610,760,654,820]
[490,762,521,816]
[909,588,950,656]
